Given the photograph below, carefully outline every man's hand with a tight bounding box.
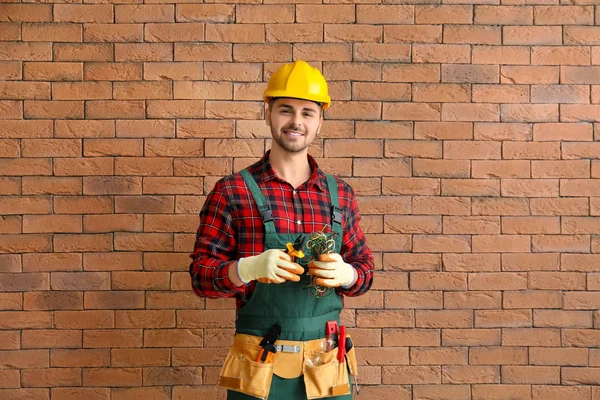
[308,253,357,288]
[236,249,304,284]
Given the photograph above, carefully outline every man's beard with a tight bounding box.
[271,123,310,153]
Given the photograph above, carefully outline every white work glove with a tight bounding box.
[237,249,304,284]
[308,253,356,288]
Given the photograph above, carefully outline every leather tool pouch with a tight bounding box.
[218,334,358,399]
[304,340,357,399]
[218,340,274,400]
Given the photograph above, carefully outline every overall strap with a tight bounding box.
[325,174,343,239]
[240,169,277,235]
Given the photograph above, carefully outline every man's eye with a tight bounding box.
[303,112,314,118]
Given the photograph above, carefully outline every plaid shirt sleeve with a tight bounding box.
[335,181,375,297]
[189,179,247,298]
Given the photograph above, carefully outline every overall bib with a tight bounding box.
[224,169,353,400]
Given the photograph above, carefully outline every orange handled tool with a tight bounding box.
[286,235,307,260]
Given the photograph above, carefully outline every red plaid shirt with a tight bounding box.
[189,151,374,309]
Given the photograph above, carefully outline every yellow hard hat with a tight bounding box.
[263,60,331,110]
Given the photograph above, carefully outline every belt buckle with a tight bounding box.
[276,344,300,353]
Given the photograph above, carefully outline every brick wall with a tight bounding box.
[1,1,600,399]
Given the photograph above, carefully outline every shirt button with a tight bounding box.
[297,220,301,225]
[293,190,297,195]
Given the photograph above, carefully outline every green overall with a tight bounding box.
[227,169,352,400]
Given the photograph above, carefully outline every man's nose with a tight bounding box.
[290,112,302,127]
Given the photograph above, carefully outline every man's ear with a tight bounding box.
[265,104,270,126]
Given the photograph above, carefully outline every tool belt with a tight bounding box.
[218,333,358,400]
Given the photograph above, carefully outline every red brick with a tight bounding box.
[83,23,142,42]
[383,63,440,83]
[562,105,600,122]
[83,367,142,387]
[470,347,527,365]
[442,329,500,346]
[410,272,467,291]
[21,368,81,387]
[411,347,467,365]
[473,235,531,253]
[22,23,81,43]
[562,66,600,84]
[502,104,559,123]
[532,46,591,66]
[327,101,381,120]
[445,291,502,310]
[0,61,21,81]
[324,25,382,43]
[0,293,21,310]
[384,216,441,235]
[0,22,19,41]
[386,291,442,309]
[443,254,500,272]
[533,386,591,400]
[51,388,110,400]
[563,142,600,159]
[382,365,440,384]
[0,234,52,253]
[534,310,592,328]
[444,25,501,45]
[476,384,533,399]
[472,46,530,65]
[387,144,440,162]
[0,370,19,388]
[535,6,594,25]
[504,291,561,309]
[564,293,600,310]
[504,26,562,45]
[413,84,469,103]
[531,198,589,216]
[502,366,561,384]
[84,62,142,81]
[86,100,145,119]
[145,23,204,42]
[383,253,440,272]
[0,349,48,370]
[356,4,412,23]
[504,216,560,236]
[176,5,234,23]
[112,387,170,400]
[443,365,499,384]
[532,235,590,253]
[442,64,499,85]
[530,347,588,366]
[502,328,560,346]
[116,120,174,138]
[206,24,264,43]
[415,5,472,24]
[174,43,232,62]
[114,43,172,62]
[0,4,52,22]
[501,66,559,84]
[0,82,50,100]
[413,160,470,178]
[237,5,294,23]
[476,309,532,329]
[473,85,529,104]
[385,25,441,43]
[143,367,202,386]
[54,310,114,329]
[565,26,600,45]
[413,44,470,63]
[474,6,533,25]
[415,122,472,140]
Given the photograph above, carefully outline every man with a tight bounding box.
[190,60,374,400]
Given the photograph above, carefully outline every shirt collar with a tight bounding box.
[254,150,327,192]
